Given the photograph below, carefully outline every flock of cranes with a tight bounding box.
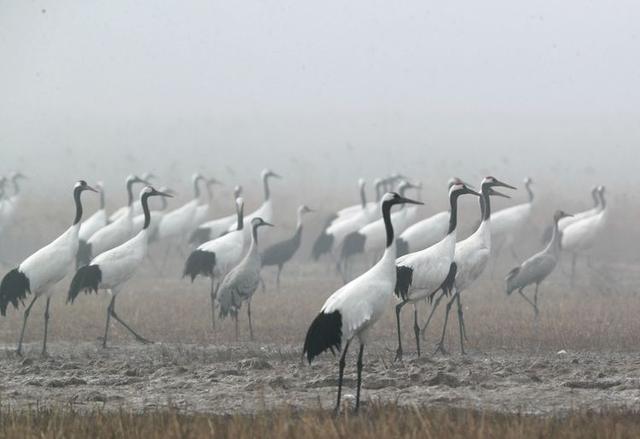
[0,169,609,412]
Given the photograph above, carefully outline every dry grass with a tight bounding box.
[1,404,640,438]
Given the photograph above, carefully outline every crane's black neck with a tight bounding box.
[236,203,244,231]
[549,217,562,253]
[591,189,599,208]
[525,181,534,202]
[447,191,462,234]
[599,191,606,210]
[141,192,153,230]
[99,188,105,209]
[382,200,395,248]
[126,179,136,206]
[263,176,271,201]
[73,187,84,225]
[359,184,366,208]
[480,185,492,222]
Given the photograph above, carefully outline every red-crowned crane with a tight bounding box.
[0,180,97,355]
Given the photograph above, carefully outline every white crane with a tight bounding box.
[67,186,173,347]
[226,169,280,234]
[490,177,535,261]
[79,182,107,243]
[217,217,273,340]
[77,175,148,267]
[108,172,156,222]
[424,177,515,354]
[507,210,572,317]
[303,192,422,413]
[155,173,207,248]
[340,181,421,273]
[0,172,27,233]
[541,186,600,243]
[393,182,479,361]
[561,185,608,285]
[132,186,174,238]
[183,197,246,328]
[194,178,222,228]
[189,186,243,246]
[396,178,468,256]
[311,179,379,262]
[0,180,97,355]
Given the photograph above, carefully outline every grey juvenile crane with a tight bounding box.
[261,205,313,290]
[506,210,572,317]
[217,217,273,340]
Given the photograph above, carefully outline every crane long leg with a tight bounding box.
[102,297,114,348]
[335,340,351,414]
[17,296,38,356]
[260,276,266,294]
[517,288,538,317]
[234,312,239,341]
[570,253,577,287]
[41,297,51,356]
[394,302,407,362]
[210,277,218,330]
[455,294,466,355]
[247,300,254,341]
[276,265,282,291]
[534,283,540,318]
[109,297,152,344]
[421,291,444,341]
[413,306,421,357]
[434,293,457,355]
[355,343,365,412]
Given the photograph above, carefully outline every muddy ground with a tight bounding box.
[2,342,640,415]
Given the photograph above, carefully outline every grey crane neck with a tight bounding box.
[73,187,85,225]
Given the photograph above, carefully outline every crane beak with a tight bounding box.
[399,196,424,205]
[489,188,510,198]
[86,185,99,193]
[262,221,275,227]
[157,189,174,198]
[466,187,481,197]
[208,178,223,186]
[494,180,517,190]
[270,172,282,179]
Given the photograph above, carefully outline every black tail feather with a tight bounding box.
[68,265,102,304]
[183,250,216,281]
[303,310,342,364]
[396,238,409,257]
[76,240,92,268]
[311,231,334,261]
[0,269,30,316]
[428,262,457,303]
[394,266,413,301]
[340,231,365,260]
[189,227,211,246]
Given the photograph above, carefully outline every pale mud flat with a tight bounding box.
[1,342,640,415]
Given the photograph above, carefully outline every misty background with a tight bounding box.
[0,1,638,258]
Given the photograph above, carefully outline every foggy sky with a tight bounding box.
[1,0,639,194]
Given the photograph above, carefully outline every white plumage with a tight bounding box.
[303,191,422,413]
[68,186,173,347]
[0,180,97,355]
[490,177,535,260]
[79,182,107,241]
[156,173,206,243]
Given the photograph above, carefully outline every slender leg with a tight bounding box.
[435,293,457,355]
[455,294,466,355]
[210,277,217,330]
[335,340,351,414]
[102,297,115,348]
[247,300,254,341]
[534,283,540,318]
[394,302,406,361]
[110,297,152,344]
[234,312,239,341]
[517,288,538,317]
[17,296,38,356]
[276,265,282,291]
[570,253,577,287]
[355,343,365,412]
[413,306,421,357]
[41,297,51,356]
[260,276,266,294]
[421,291,444,340]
